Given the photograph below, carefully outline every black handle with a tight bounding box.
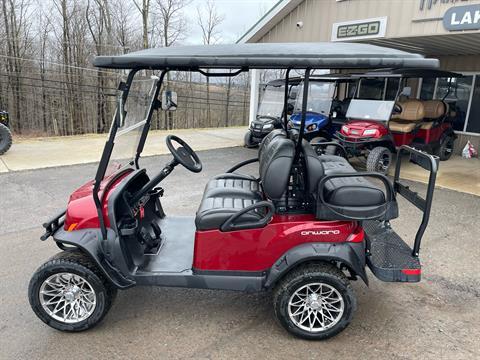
[220,201,275,232]
[226,158,259,173]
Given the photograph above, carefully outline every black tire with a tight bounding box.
[28,250,117,332]
[437,134,455,161]
[243,130,258,148]
[310,137,327,155]
[273,263,356,340]
[366,146,392,174]
[0,123,12,155]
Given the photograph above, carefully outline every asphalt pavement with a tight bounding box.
[0,147,479,360]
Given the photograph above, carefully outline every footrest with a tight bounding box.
[364,220,421,282]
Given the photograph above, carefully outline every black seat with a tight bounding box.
[201,129,287,197]
[195,130,294,231]
[301,141,386,208]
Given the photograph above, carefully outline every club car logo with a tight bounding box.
[301,230,340,236]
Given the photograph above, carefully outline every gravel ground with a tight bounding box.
[0,147,479,360]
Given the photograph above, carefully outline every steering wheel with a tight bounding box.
[166,135,202,173]
[393,103,403,114]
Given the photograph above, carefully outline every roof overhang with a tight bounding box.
[93,42,439,71]
[359,32,480,57]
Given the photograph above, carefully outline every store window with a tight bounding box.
[358,78,385,100]
[466,77,480,133]
[419,75,476,133]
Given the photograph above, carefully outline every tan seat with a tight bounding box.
[389,100,424,133]
[423,100,446,119]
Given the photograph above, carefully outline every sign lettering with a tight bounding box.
[331,17,387,42]
[443,4,480,31]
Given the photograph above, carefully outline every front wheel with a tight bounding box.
[273,263,356,340]
[28,250,117,332]
[366,146,392,174]
[243,130,258,148]
[0,123,12,155]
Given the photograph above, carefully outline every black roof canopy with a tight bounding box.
[93,42,439,70]
[354,68,461,78]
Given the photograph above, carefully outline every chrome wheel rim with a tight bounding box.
[288,283,344,333]
[378,152,391,172]
[39,272,96,324]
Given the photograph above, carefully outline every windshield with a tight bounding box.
[257,84,285,118]
[294,81,335,115]
[104,76,159,178]
[346,99,394,122]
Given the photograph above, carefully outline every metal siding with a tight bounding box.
[255,0,480,42]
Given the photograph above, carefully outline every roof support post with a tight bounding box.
[249,69,260,125]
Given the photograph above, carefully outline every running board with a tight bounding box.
[364,220,421,283]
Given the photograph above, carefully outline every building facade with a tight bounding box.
[240,0,480,152]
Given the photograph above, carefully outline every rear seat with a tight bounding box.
[302,142,386,208]
[421,100,446,130]
[389,100,424,133]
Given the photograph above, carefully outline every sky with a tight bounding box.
[182,0,279,44]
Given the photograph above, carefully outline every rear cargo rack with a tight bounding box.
[365,146,439,282]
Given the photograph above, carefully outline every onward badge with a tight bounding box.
[301,230,341,236]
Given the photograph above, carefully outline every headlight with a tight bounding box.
[287,121,294,129]
[341,125,349,133]
[363,129,377,136]
[306,124,317,132]
[262,124,274,130]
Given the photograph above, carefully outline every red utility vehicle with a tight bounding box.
[29,43,439,340]
[334,69,459,173]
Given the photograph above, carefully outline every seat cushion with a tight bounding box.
[317,154,355,174]
[389,120,417,133]
[195,194,264,231]
[323,177,385,207]
[205,173,261,197]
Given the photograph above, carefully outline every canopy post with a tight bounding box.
[283,68,291,136]
[294,68,311,161]
[249,69,260,125]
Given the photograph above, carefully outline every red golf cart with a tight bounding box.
[29,43,440,340]
[334,69,459,173]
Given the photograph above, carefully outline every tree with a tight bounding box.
[132,0,150,49]
[197,0,224,125]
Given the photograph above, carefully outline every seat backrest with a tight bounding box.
[301,140,325,195]
[398,100,424,122]
[258,129,286,158]
[258,131,295,201]
[422,100,446,119]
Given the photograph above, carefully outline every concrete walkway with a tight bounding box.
[0,127,247,172]
[1,127,479,196]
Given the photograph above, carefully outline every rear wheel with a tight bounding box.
[437,134,455,161]
[28,250,117,332]
[310,137,328,155]
[0,123,12,155]
[273,263,356,340]
[366,146,392,174]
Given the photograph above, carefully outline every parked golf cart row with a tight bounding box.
[29,42,441,340]
[247,69,459,174]
[244,74,355,147]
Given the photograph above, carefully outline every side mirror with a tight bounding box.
[161,90,178,111]
[116,96,126,127]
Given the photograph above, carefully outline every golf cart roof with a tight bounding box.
[93,42,439,70]
[353,68,461,79]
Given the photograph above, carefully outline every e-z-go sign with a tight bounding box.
[443,4,480,31]
[331,17,387,41]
